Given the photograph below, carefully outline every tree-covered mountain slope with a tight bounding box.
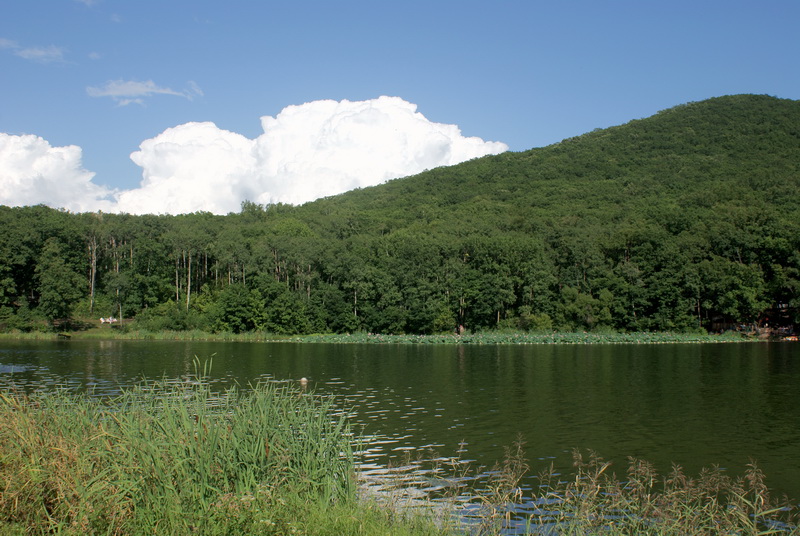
[2,94,799,334]
[298,94,800,237]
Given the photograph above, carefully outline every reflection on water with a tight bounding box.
[1,339,799,509]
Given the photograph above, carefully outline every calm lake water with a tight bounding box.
[1,340,798,502]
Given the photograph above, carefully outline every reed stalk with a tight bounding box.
[521,449,799,535]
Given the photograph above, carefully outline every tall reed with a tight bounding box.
[0,375,356,534]
[367,442,799,535]
[524,449,799,535]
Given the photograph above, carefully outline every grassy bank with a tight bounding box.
[0,328,754,344]
[2,379,798,535]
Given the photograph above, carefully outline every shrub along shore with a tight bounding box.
[1,375,797,535]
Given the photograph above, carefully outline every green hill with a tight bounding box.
[281,94,800,332]
[2,94,799,335]
[299,94,800,236]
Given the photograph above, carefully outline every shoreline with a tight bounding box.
[0,329,762,344]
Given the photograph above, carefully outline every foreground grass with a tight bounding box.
[0,328,753,344]
[0,376,446,535]
[2,379,798,535]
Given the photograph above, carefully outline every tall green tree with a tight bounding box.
[35,238,84,325]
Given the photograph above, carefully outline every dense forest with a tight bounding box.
[2,94,799,335]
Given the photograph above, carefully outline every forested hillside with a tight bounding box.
[2,94,799,334]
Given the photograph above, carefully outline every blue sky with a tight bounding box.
[1,0,798,214]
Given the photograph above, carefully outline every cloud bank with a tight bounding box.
[0,133,117,212]
[1,97,508,214]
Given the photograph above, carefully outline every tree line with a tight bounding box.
[2,94,798,334]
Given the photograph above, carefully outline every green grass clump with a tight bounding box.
[0,375,447,535]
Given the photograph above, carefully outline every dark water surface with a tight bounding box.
[1,340,798,500]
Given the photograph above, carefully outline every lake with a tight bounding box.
[1,339,798,502]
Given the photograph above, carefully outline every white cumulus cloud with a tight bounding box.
[116,122,257,214]
[0,134,117,212]
[0,97,508,214]
[118,96,508,214]
[249,96,507,205]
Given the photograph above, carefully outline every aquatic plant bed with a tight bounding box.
[291,331,751,345]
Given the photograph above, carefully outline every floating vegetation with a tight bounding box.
[291,330,750,345]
